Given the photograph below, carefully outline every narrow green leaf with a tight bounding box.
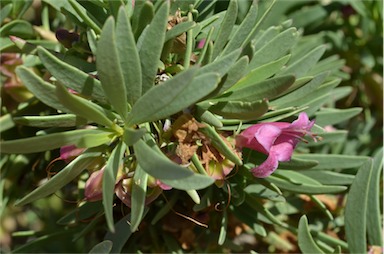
[298,215,325,254]
[103,142,126,233]
[367,148,383,246]
[195,106,223,128]
[300,171,354,185]
[130,166,148,232]
[345,160,373,253]
[209,99,268,120]
[214,75,295,102]
[200,125,242,166]
[0,4,12,24]
[198,48,242,78]
[116,6,142,105]
[0,114,15,132]
[279,45,326,78]
[218,209,228,245]
[134,139,214,190]
[67,0,101,34]
[139,1,169,94]
[248,27,299,71]
[278,156,319,170]
[128,69,219,125]
[13,114,79,128]
[267,174,347,194]
[133,1,154,40]
[165,21,196,42]
[213,55,249,95]
[230,55,291,90]
[294,154,369,170]
[270,72,327,108]
[186,189,201,204]
[122,127,146,146]
[0,20,35,38]
[314,108,362,126]
[221,2,258,56]
[1,129,110,154]
[37,46,105,102]
[15,66,69,113]
[97,17,128,120]
[15,150,101,206]
[212,0,237,59]
[56,83,117,129]
[89,240,112,254]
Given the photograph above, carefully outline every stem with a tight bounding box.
[184,12,194,69]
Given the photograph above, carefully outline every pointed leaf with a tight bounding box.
[345,160,373,253]
[139,1,169,94]
[214,75,295,102]
[13,114,79,128]
[15,66,69,113]
[298,215,325,254]
[293,154,370,170]
[128,69,219,125]
[56,83,116,129]
[1,129,110,154]
[134,139,214,190]
[37,46,105,102]
[314,108,362,126]
[197,48,242,78]
[103,142,126,233]
[209,99,268,120]
[116,6,142,105]
[212,0,237,59]
[367,148,383,246]
[15,150,101,206]
[122,127,146,146]
[165,21,196,42]
[130,165,148,232]
[230,55,291,90]
[97,17,128,120]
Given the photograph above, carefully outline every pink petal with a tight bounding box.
[269,140,295,161]
[251,152,279,178]
[254,124,282,153]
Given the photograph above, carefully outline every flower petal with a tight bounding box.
[254,124,282,153]
[251,152,279,178]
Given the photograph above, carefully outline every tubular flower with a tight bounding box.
[236,113,316,178]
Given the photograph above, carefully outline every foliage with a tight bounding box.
[0,0,382,253]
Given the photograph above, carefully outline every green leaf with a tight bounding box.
[209,99,268,120]
[270,72,327,108]
[278,45,326,78]
[1,4,12,23]
[298,215,325,254]
[67,0,101,34]
[89,240,112,254]
[134,139,214,190]
[294,154,369,170]
[267,174,347,194]
[1,129,111,154]
[116,6,142,105]
[97,17,128,120]
[56,83,117,130]
[248,27,299,71]
[367,148,383,246]
[0,114,15,132]
[230,55,291,90]
[0,20,35,38]
[37,46,105,102]
[278,156,319,170]
[13,114,80,128]
[195,106,223,128]
[15,66,69,113]
[197,48,242,78]
[218,209,228,245]
[122,127,146,146]
[212,0,238,59]
[345,160,373,253]
[221,2,258,56]
[314,108,362,126]
[212,55,249,95]
[133,1,154,40]
[130,166,148,232]
[165,21,196,42]
[299,171,354,185]
[15,150,101,206]
[103,142,126,233]
[139,1,169,94]
[104,212,138,253]
[214,75,295,102]
[200,125,242,166]
[128,69,219,125]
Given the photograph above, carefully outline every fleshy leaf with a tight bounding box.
[298,215,325,254]
[103,142,126,233]
[97,17,128,120]
[209,99,268,120]
[15,150,101,206]
[130,165,148,232]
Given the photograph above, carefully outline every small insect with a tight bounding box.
[155,73,170,85]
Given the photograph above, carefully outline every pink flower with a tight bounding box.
[236,113,316,178]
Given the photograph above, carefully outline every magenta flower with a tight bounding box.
[236,113,316,178]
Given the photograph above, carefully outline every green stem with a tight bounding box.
[184,12,194,69]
